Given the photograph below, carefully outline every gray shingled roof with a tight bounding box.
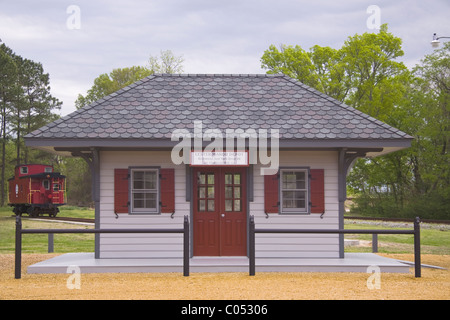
[26,74,412,144]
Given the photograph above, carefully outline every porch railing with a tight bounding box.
[14,215,190,279]
[249,215,421,277]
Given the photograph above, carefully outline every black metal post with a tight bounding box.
[183,215,189,277]
[15,216,22,279]
[48,233,54,253]
[249,215,255,276]
[372,234,378,253]
[414,217,421,278]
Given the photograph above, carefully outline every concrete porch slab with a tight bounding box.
[27,253,411,274]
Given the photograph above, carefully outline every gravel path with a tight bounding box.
[1,253,449,300]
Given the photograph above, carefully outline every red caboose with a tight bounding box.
[8,164,66,217]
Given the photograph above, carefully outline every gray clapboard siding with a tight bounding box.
[98,150,340,259]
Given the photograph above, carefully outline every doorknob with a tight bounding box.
[221,214,225,218]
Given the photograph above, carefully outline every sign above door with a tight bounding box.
[190,151,249,167]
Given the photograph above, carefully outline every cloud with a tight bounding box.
[1,0,449,116]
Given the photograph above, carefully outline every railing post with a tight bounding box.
[15,215,22,279]
[249,215,255,276]
[48,233,54,253]
[372,233,378,253]
[414,217,421,278]
[183,215,190,277]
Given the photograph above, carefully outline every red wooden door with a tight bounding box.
[193,167,247,256]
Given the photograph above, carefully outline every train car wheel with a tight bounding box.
[28,207,40,217]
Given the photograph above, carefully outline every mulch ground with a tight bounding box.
[1,253,449,300]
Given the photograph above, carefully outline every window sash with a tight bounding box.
[130,169,159,213]
[280,169,309,213]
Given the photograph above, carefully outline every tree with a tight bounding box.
[261,25,449,219]
[76,50,184,109]
[148,49,184,74]
[0,42,62,206]
[75,66,152,109]
[0,44,19,206]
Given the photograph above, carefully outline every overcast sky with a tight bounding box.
[1,0,450,116]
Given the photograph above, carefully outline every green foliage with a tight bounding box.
[0,43,62,206]
[262,25,449,220]
[75,66,153,109]
[76,50,184,109]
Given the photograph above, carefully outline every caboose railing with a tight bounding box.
[14,215,190,278]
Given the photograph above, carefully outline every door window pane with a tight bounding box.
[207,186,215,198]
[208,200,215,211]
[225,200,232,212]
[199,199,206,211]
[225,186,233,198]
[234,200,241,211]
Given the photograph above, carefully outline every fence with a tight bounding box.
[249,216,422,277]
[14,215,190,279]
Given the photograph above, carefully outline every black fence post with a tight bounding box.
[372,234,378,253]
[414,217,421,278]
[48,233,54,253]
[249,215,255,276]
[15,215,22,279]
[183,215,190,277]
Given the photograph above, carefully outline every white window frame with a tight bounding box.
[129,167,159,214]
[43,180,50,190]
[20,166,28,174]
[280,168,309,214]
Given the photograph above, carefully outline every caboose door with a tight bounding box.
[51,178,61,204]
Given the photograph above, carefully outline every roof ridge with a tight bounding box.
[279,74,411,139]
[153,73,283,77]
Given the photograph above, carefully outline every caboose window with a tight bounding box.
[53,183,60,191]
[44,167,52,173]
[20,167,28,174]
[43,180,50,190]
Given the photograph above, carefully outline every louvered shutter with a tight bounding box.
[310,169,325,214]
[264,173,279,214]
[114,169,129,214]
[160,168,175,213]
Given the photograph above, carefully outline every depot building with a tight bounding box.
[25,73,412,261]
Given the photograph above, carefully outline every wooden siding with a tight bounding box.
[98,150,339,259]
[99,151,187,259]
[252,151,339,258]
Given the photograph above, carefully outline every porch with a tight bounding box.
[27,252,411,274]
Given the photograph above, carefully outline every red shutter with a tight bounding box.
[264,173,279,214]
[310,169,325,214]
[114,169,129,214]
[160,168,175,213]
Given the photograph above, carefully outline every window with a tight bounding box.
[130,168,159,213]
[53,183,60,191]
[280,169,308,213]
[43,180,50,190]
[20,167,28,174]
[224,173,242,212]
[44,167,52,173]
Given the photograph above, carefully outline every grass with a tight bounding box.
[344,222,450,255]
[0,206,94,254]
